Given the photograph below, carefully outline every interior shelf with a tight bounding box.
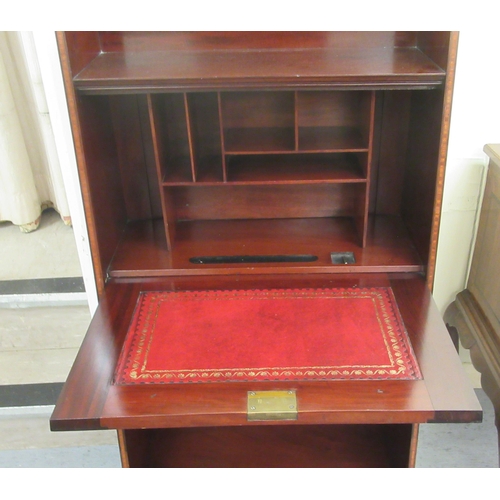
[73,47,446,93]
[108,215,424,278]
[225,154,366,184]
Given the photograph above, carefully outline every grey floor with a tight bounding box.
[416,389,498,467]
[0,389,497,468]
[0,209,498,468]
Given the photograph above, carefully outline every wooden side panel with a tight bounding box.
[137,95,163,219]
[57,32,103,294]
[370,33,458,287]
[400,88,445,271]
[109,95,157,221]
[422,32,459,288]
[373,91,411,216]
[468,155,500,335]
[76,95,128,284]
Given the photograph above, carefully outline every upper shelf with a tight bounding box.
[72,47,447,93]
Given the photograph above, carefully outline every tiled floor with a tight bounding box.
[0,407,121,468]
[0,210,121,466]
[0,209,498,468]
[0,209,83,281]
[0,305,90,385]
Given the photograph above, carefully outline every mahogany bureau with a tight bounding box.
[50,31,481,467]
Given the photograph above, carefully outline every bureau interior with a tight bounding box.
[66,31,449,280]
[78,86,442,277]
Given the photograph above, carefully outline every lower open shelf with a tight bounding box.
[122,424,414,468]
[109,214,424,277]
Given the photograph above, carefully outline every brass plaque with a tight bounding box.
[247,390,298,421]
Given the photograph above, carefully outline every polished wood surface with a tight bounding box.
[51,274,480,432]
[121,424,414,468]
[56,32,458,294]
[445,144,500,464]
[69,30,447,93]
[74,49,444,91]
[107,216,424,278]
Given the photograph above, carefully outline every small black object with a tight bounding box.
[330,252,356,265]
[190,255,318,264]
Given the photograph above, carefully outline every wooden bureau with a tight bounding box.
[445,144,500,465]
[50,31,481,467]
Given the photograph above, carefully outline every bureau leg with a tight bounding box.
[444,297,500,466]
[443,301,463,352]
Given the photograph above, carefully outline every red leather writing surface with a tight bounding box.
[114,288,421,384]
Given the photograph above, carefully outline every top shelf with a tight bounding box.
[72,47,446,93]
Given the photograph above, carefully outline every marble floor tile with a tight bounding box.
[0,445,121,468]
[0,305,90,351]
[0,407,121,468]
[0,209,82,281]
[0,408,118,450]
[0,305,90,385]
[0,347,81,385]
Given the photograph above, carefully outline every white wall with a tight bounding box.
[433,30,500,314]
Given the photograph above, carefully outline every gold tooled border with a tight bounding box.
[115,287,421,384]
